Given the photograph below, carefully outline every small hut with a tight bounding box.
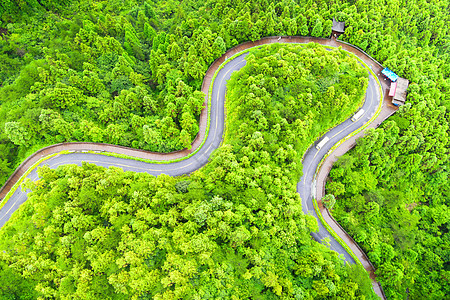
[391,78,409,106]
[331,18,345,38]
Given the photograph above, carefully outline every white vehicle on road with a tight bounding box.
[316,136,330,150]
[351,109,365,122]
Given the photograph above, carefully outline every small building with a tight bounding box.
[331,18,345,38]
[392,77,409,106]
[382,68,409,106]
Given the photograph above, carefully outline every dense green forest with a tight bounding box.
[326,107,449,298]
[0,0,449,299]
[2,0,447,187]
[0,43,375,298]
[323,1,450,300]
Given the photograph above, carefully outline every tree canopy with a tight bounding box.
[1,0,448,187]
[0,43,375,299]
[0,0,449,298]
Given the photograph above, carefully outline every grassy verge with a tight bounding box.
[312,197,363,266]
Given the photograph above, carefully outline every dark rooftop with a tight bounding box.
[332,18,345,33]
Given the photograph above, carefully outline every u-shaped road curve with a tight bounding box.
[0,36,394,299]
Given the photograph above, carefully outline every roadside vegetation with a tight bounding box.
[327,100,449,299]
[323,2,450,300]
[0,0,449,299]
[2,0,447,188]
[0,43,375,298]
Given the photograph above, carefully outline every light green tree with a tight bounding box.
[322,194,336,210]
[4,122,30,146]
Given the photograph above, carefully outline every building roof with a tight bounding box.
[389,81,397,97]
[382,67,399,82]
[332,18,345,33]
[393,77,409,104]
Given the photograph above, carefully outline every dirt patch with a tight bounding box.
[0,28,9,37]
[406,202,419,212]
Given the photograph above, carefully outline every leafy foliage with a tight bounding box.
[0,43,375,299]
[328,95,449,299]
[324,2,450,299]
[1,0,449,188]
[0,0,449,298]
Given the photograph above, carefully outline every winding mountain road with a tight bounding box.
[0,37,395,299]
[298,71,379,264]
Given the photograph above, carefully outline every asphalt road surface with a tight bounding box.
[0,47,380,266]
[298,71,379,263]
